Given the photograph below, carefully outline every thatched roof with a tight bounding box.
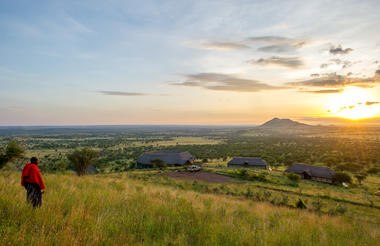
[285,164,335,179]
[137,150,195,166]
[228,157,267,166]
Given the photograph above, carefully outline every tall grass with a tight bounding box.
[0,171,379,246]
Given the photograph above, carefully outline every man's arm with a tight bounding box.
[32,165,45,190]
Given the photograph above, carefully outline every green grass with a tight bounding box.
[125,168,380,223]
[1,171,379,246]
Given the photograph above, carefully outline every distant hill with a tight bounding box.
[259,118,310,128]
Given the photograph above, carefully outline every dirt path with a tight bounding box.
[162,171,233,183]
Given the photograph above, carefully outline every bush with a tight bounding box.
[296,199,307,209]
[332,172,352,185]
[68,148,98,176]
[312,196,324,212]
[286,172,300,182]
[245,187,253,198]
[335,205,347,214]
[0,140,24,169]
[150,158,167,168]
[128,161,136,170]
[367,167,380,175]
[354,173,367,185]
[57,160,67,173]
[336,163,362,173]
[238,169,248,177]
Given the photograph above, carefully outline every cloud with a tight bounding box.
[183,40,249,50]
[310,74,320,77]
[248,56,304,69]
[98,91,148,96]
[286,71,380,88]
[320,63,330,69]
[186,36,312,52]
[329,45,353,55]
[330,59,342,64]
[299,89,344,94]
[203,41,250,50]
[250,36,308,53]
[365,101,380,106]
[248,36,295,44]
[299,117,380,125]
[170,73,285,92]
[338,106,347,112]
[257,45,298,53]
[329,59,353,69]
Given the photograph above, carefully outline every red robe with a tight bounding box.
[21,163,45,190]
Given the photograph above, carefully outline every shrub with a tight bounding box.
[245,187,253,198]
[0,140,24,169]
[57,160,67,173]
[280,194,289,206]
[332,172,352,185]
[286,172,300,182]
[68,148,98,176]
[334,205,347,215]
[257,173,268,182]
[296,199,307,209]
[336,163,362,173]
[312,196,324,212]
[354,173,367,185]
[150,158,167,168]
[128,161,136,170]
[238,169,248,177]
[367,167,380,175]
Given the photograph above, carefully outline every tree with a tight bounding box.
[355,173,367,185]
[57,160,67,173]
[286,172,300,182]
[68,148,98,176]
[336,163,362,173]
[0,140,24,169]
[150,158,166,168]
[332,172,352,185]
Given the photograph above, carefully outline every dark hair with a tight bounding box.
[30,157,38,164]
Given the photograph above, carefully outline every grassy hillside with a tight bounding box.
[1,171,379,246]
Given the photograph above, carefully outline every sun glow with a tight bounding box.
[326,87,380,120]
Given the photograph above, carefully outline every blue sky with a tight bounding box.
[1,0,380,125]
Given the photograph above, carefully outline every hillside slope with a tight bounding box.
[260,118,310,128]
[0,171,378,246]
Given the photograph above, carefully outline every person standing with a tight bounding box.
[21,157,45,207]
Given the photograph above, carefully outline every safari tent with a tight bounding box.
[136,150,195,168]
[227,157,267,169]
[285,164,335,183]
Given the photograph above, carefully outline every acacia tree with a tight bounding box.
[68,148,98,176]
[0,140,24,169]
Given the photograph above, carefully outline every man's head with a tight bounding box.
[30,157,39,165]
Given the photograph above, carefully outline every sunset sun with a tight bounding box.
[326,87,380,120]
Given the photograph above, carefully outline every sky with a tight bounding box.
[0,0,380,125]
